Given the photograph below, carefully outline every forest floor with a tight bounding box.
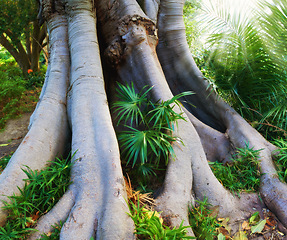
[0,112,31,158]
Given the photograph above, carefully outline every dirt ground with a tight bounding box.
[0,113,31,158]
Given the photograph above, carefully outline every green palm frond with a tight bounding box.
[147,91,193,130]
[113,82,153,126]
[258,0,287,64]
[261,98,287,130]
[118,126,177,167]
[195,0,287,126]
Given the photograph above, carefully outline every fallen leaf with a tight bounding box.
[263,224,272,231]
[32,211,40,221]
[266,217,276,227]
[0,144,9,147]
[217,233,226,240]
[242,221,250,230]
[251,219,266,234]
[219,226,229,237]
[220,218,231,233]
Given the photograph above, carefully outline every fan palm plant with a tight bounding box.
[113,82,193,185]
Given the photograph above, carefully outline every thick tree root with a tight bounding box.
[157,0,287,229]
[57,1,134,239]
[28,189,76,240]
[0,14,70,226]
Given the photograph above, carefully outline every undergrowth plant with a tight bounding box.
[273,138,287,183]
[129,199,194,239]
[0,155,10,172]
[189,197,222,240]
[0,155,72,239]
[113,82,192,189]
[0,49,45,131]
[209,143,262,196]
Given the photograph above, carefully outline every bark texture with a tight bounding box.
[1,0,287,239]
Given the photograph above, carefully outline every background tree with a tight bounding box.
[0,0,286,239]
[0,0,47,74]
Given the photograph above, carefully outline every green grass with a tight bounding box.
[129,199,194,239]
[0,155,11,172]
[0,155,72,239]
[189,198,222,240]
[273,138,287,183]
[209,144,262,196]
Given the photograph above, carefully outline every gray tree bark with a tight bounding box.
[0,0,286,239]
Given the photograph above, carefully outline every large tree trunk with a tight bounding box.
[0,0,286,239]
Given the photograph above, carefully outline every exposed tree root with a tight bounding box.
[28,189,76,240]
[58,1,134,239]
[0,14,70,226]
[157,0,287,229]
[96,0,261,235]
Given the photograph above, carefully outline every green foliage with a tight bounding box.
[0,156,72,239]
[0,64,26,129]
[129,200,194,239]
[188,0,287,137]
[0,0,37,42]
[0,155,11,171]
[0,49,45,130]
[25,69,46,90]
[209,144,262,196]
[189,197,221,240]
[273,138,287,183]
[114,82,192,185]
[0,47,16,65]
[184,0,201,50]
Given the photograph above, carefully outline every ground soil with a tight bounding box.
[0,113,31,158]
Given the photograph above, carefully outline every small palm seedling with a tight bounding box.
[209,143,262,196]
[113,82,193,186]
[0,155,72,239]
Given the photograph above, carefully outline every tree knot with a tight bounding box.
[104,15,158,67]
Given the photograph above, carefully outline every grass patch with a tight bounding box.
[189,198,222,240]
[0,155,72,239]
[273,138,287,183]
[0,155,11,172]
[209,144,262,196]
[129,200,194,239]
